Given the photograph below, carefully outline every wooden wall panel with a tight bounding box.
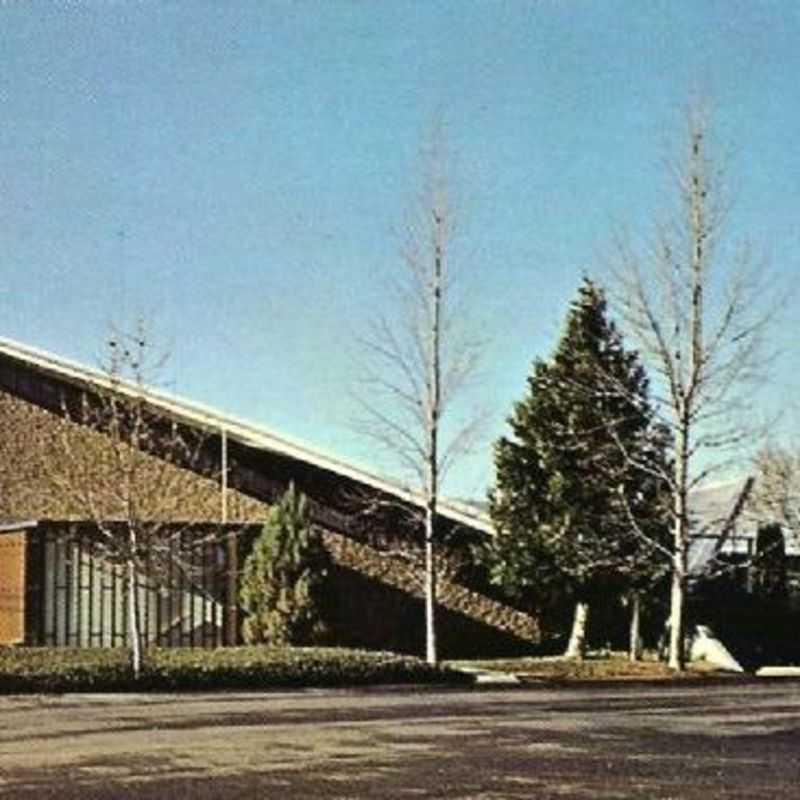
[0,532,26,644]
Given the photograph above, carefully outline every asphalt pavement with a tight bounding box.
[1,680,799,798]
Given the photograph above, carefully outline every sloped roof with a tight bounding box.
[0,337,492,534]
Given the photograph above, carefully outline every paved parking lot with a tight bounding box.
[1,681,799,798]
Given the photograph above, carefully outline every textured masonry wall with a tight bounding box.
[0,389,540,654]
[325,532,540,645]
[0,392,265,523]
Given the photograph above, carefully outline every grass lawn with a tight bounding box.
[448,651,739,682]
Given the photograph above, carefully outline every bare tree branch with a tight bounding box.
[30,321,228,676]
[351,122,486,664]
[609,106,779,670]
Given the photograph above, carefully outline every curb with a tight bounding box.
[451,666,521,686]
[756,667,800,678]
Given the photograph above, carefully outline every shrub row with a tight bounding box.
[0,646,471,694]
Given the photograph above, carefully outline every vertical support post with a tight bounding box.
[221,427,238,646]
[226,531,238,646]
[25,525,45,646]
[221,426,228,526]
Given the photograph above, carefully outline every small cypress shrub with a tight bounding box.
[239,484,331,645]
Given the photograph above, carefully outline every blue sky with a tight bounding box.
[2,1,799,499]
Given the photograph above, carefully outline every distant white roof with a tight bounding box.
[0,337,492,534]
[688,479,800,574]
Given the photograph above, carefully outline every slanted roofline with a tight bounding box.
[0,337,491,534]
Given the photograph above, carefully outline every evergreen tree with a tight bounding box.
[753,523,788,606]
[239,484,331,646]
[482,279,670,658]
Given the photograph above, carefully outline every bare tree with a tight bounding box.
[354,128,484,664]
[611,107,774,670]
[40,322,224,677]
[750,444,800,540]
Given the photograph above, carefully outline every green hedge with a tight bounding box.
[0,646,471,693]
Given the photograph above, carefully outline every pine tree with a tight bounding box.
[482,279,670,658]
[239,484,331,646]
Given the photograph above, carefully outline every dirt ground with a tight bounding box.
[0,681,799,798]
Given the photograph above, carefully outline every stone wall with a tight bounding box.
[325,532,540,651]
[0,391,265,524]
[0,387,540,655]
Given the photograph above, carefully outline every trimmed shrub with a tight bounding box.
[0,647,132,694]
[0,646,469,694]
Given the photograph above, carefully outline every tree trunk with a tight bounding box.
[668,419,690,671]
[126,558,142,680]
[423,218,444,667]
[628,591,642,662]
[668,131,703,671]
[424,505,437,665]
[564,600,590,660]
[667,567,684,670]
